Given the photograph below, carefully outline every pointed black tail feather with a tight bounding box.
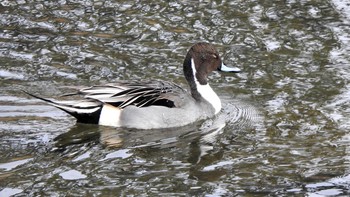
[22,90,57,104]
[22,90,102,124]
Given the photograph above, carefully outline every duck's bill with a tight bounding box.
[218,63,241,73]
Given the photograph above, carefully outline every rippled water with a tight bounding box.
[1,0,350,196]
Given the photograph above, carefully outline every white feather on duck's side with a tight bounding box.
[99,104,122,127]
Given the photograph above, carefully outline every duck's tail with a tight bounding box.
[23,90,103,124]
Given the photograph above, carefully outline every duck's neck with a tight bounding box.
[194,81,222,114]
[187,58,222,114]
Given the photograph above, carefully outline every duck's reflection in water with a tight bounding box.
[54,115,229,181]
[54,124,100,149]
[54,114,226,153]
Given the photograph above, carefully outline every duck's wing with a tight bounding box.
[75,80,187,109]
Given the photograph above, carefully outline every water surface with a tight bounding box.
[1,0,350,196]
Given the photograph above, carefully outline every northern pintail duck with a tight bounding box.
[25,43,240,129]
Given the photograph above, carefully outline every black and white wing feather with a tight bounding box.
[71,80,186,108]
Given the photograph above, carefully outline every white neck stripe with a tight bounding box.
[191,58,222,114]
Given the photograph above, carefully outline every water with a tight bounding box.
[1,0,350,196]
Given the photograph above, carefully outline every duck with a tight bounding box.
[25,43,240,129]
